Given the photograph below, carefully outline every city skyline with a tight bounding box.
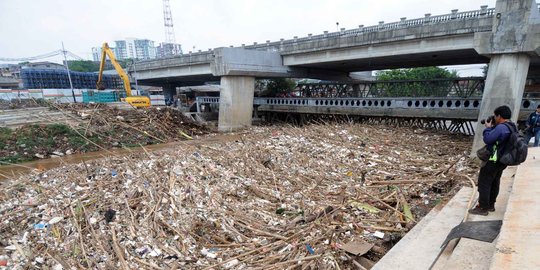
[92,38,182,61]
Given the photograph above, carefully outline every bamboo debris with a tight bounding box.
[0,123,477,269]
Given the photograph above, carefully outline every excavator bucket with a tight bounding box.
[96,82,106,90]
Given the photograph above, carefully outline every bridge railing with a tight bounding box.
[295,78,485,98]
[255,97,483,110]
[196,96,540,114]
[244,6,495,52]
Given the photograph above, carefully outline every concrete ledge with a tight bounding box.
[489,148,540,270]
[432,166,517,270]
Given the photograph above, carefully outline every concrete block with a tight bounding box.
[210,47,292,77]
[489,148,540,270]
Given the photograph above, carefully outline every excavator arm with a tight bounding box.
[96,43,132,97]
[95,42,150,107]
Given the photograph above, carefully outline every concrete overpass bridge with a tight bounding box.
[133,0,540,152]
[134,6,498,86]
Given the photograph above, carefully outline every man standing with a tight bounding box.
[469,105,516,216]
[524,104,540,147]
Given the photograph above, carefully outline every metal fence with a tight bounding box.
[21,69,122,89]
[293,78,485,98]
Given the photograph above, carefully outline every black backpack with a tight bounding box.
[499,122,528,166]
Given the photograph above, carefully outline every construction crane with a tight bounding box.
[163,0,179,55]
[96,43,150,108]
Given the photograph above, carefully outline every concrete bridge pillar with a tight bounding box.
[218,76,255,132]
[471,0,540,154]
[472,54,530,153]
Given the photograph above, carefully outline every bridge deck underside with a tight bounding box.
[286,49,490,72]
[138,74,218,87]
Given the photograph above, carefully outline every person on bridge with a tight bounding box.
[469,105,515,216]
[524,104,540,147]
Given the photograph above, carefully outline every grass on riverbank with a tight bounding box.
[0,124,100,163]
[0,123,166,164]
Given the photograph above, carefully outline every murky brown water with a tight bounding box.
[0,133,242,181]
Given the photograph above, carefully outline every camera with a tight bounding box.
[480,115,496,125]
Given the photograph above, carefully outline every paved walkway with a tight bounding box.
[490,147,540,270]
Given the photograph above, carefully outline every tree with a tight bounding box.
[377,66,457,81]
[66,60,129,72]
[375,67,458,97]
[66,60,100,72]
[258,78,296,97]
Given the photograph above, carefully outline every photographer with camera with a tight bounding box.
[524,104,540,147]
[470,105,517,216]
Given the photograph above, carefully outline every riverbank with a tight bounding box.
[0,104,210,165]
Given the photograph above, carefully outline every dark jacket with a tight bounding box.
[483,121,514,161]
[527,112,540,133]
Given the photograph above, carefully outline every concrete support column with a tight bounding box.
[218,76,255,132]
[472,53,530,153]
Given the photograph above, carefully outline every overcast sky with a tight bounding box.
[0,0,494,75]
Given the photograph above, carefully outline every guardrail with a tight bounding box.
[196,96,540,113]
[244,7,495,51]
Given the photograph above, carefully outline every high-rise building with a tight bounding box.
[157,43,182,58]
[93,38,177,60]
[114,40,128,60]
[113,38,157,60]
[91,47,102,62]
[133,39,157,59]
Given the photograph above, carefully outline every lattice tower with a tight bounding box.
[162,0,178,54]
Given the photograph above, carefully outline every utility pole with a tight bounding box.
[62,42,76,103]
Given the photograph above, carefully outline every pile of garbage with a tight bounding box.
[0,123,477,269]
[54,103,210,142]
[0,103,209,163]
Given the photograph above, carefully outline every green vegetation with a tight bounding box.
[67,60,100,72]
[0,127,12,149]
[0,123,168,164]
[66,60,130,72]
[375,67,458,97]
[376,67,458,81]
[0,124,100,164]
[258,78,297,97]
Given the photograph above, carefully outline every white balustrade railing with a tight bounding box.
[196,96,540,112]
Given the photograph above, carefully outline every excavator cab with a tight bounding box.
[96,43,150,108]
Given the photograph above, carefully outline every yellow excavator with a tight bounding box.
[97,42,150,108]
